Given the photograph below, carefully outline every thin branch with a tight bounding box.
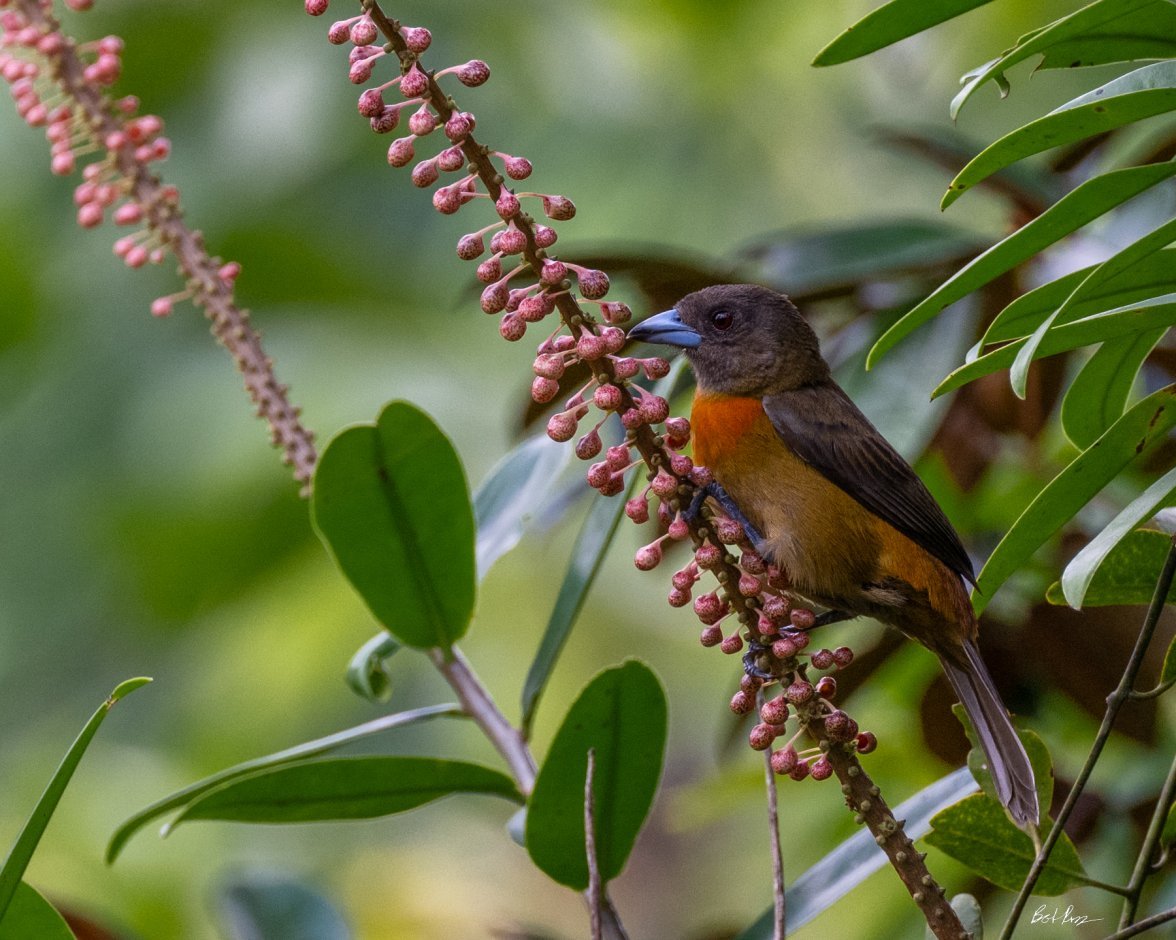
[1119,749,1176,928]
[585,748,603,940]
[428,646,537,794]
[759,691,786,940]
[1103,905,1176,940]
[1001,536,1176,940]
[1128,677,1175,701]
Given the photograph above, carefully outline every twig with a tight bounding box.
[1000,536,1176,940]
[585,748,602,940]
[760,691,786,939]
[428,646,536,794]
[1103,905,1176,940]
[1119,749,1176,928]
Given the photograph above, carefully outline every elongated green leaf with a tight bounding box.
[869,161,1176,367]
[107,703,462,863]
[216,872,350,940]
[1162,633,1176,685]
[945,62,1176,207]
[737,767,979,940]
[950,0,1159,119]
[1061,467,1176,608]
[0,883,74,940]
[473,431,570,581]
[312,401,476,649]
[526,661,667,890]
[1037,1,1176,69]
[971,384,1176,613]
[521,484,630,737]
[926,794,1087,894]
[813,0,995,67]
[1162,799,1176,849]
[983,246,1176,345]
[935,293,1176,397]
[1046,528,1176,606]
[1007,214,1176,397]
[1061,329,1164,448]
[345,632,401,703]
[0,677,150,918]
[741,219,985,297]
[169,757,521,828]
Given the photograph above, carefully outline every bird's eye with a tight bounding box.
[711,310,733,331]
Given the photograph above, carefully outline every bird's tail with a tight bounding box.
[939,640,1039,827]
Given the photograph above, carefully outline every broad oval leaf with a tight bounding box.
[1061,329,1164,449]
[1045,528,1176,606]
[971,384,1176,613]
[1061,465,1176,608]
[107,703,462,863]
[526,660,667,890]
[168,757,521,828]
[813,0,995,67]
[926,795,1087,895]
[0,883,74,940]
[869,161,1176,368]
[944,62,1176,207]
[934,293,1176,397]
[950,0,1159,119]
[473,431,570,581]
[982,246,1176,345]
[312,401,476,649]
[215,871,350,940]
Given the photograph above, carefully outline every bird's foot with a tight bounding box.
[684,481,764,547]
[742,640,776,681]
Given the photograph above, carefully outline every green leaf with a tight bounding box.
[869,161,1176,367]
[0,883,75,940]
[1037,1,1176,69]
[1061,329,1164,449]
[971,384,1176,614]
[345,632,401,704]
[107,703,462,863]
[950,0,1159,119]
[926,794,1087,894]
[812,0,996,67]
[934,293,1176,397]
[0,678,151,919]
[740,219,985,297]
[1162,633,1176,686]
[944,62,1176,207]
[168,757,521,829]
[526,661,667,890]
[521,484,630,737]
[473,431,570,581]
[1046,528,1176,606]
[216,871,350,940]
[736,768,979,939]
[312,401,476,650]
[1162,795,1176,849]
[1061,466,1176,608]
[982,246,1176,345]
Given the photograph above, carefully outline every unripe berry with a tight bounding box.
[810,756,833,781]
[402,27,432,53]
[387,136,415,167]
[495,190,520,219]
[740,551,766,574]
[749,723,776,751]
[634,542,662,571]
[832,646,854,668]
[729,688,755,713]
[358,87,385,117]
[694,542,721,570]
[586,462,612,489]
[738,573,761,596]
[305,0,329,14]
[790,608,816,630]
[771,636,797,659]
[789,759,812,781]
[533,224,557,247]
[540,259,567,286]
[411,160,439,188]
[408,106,436,136]
[437,146,465,172]
[546,412,578,442]
[576,333,606,361]
[577,268,609,299]
[493,227,527,255]
[481,282,509,313]
[445,111,475,141]
[328,20,351,44]
[693,592,725,625]
[519,295,550,323]
[638,394,669,424]
[542,195,576,220]
[400,65,429,98]
[600,327,626,353]
[432,186,462,214]
[760,695,789,725]
[457,59,490,87]
[810,648,834,670]
[476,256,502,283]
[671,568,696,592]
[665,416,690,443]
[668,587,690,608]
[602,302,633,324]
[350,17,377,46]
[741,674,764,694]
[690,466,714,487]
[575,429,602,460]
[531,376,559,404]
[719,633,744,655]
[371,106,400,133]
[669,454,693,477]
[785,680,815,705]
[593,384,622,411]
[667,517,690,541]
[624,496,649,524]
[771,746,798,775]
[823,709,852,741]
[650,469,678,498]
[620,408,645,431]
[498,313,526,342]
[504,156,533,180]
[714,517,745,544]
[533,353,565,379]
[457,233,485,260]
[612,358,639,379]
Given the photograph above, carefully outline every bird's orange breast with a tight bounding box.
[690,393,767,472]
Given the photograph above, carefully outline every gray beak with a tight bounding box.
[626,308,702,349]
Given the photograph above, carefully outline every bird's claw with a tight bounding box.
[684,480,764,547]
[742,641,776,681]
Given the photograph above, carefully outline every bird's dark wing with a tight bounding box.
[763,384,976,584]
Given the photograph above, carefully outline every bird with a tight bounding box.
[627,283,1038,826]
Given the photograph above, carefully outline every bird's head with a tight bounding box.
[626,283,830,395]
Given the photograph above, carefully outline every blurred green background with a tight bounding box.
[2,1,1174,937]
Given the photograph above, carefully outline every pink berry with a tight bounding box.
[533,224,557,248]
[634,542,662,571]
[457,233,484,260]
[785,680,814,706]
[542,195,576,220]
[546,412,578,443]
[402,27,431,53]
[789,760,811,781]
[720,633,744,655]
[150,296,173,317]
[400,65,429,98]
[371,106,400,134]
[729,688,754,713]
[815,676,837,698]
[411,160,439,188]
[810,649,834,670]
[790,608,816,630]
[408,106,436,136]
[575,430,602,460]
[457,60,490,87]
[694,542,721,570]
[499,313,526,342]
[749,723,776,751]
[624,496,649,524]
[328,20,351,44]
[387,136,415,167]
[495,190,520,220]
[480,282,509,314]
[531,376,559,404]
[351,18,377,46]
[437,146,465,172]
[533,353,565,379]
[504,156,533,180]
[593,384,622,411]
[444,111,475,141]
[832,646,854,668]
[856,731,878,754]
[771,746,798,775]
[577,268,609,299]
[305,0,329,14]
[476,256,502,283]
[760,695,789,725]
[810,756,833,781]
[693,593,725,625]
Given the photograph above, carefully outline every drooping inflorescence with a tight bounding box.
[3,0,317,487]
[311,0,872,777]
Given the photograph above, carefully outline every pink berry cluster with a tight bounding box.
[315,2,873,781]
[0,0,241,318]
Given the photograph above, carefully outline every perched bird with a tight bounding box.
[628,283,1038,826]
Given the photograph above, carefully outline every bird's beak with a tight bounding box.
[626,308,702,349]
